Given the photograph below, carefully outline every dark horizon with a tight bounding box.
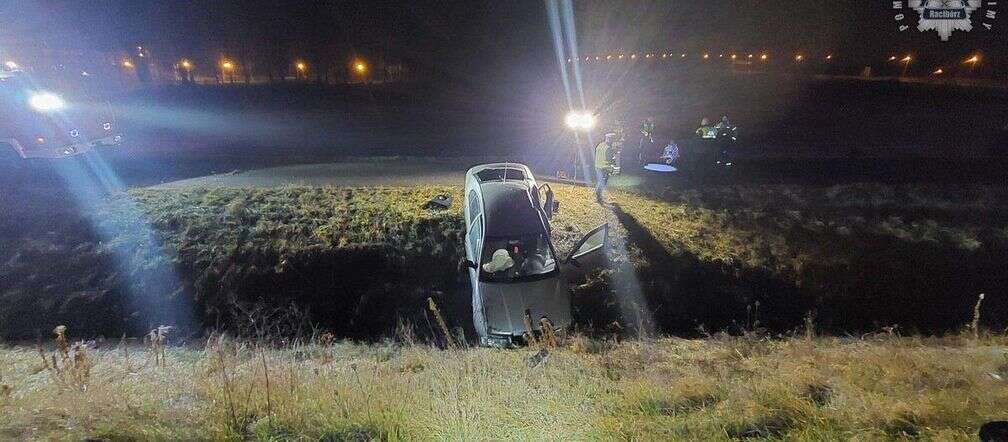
[1,1,1005,75]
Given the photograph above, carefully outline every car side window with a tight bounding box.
[468,190,481,219]
[467,214,483,259]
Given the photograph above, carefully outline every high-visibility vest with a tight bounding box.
[594,142,611,170]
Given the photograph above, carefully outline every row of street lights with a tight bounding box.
[569,52,986,70]
[887,54,983,76]
[120,56,369,78]
[568,52,821,63]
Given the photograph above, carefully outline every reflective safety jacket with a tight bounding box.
[696,125,717,139]
[640,121,655,138]
[594,142,612,170]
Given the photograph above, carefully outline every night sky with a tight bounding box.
[1,1,1004,76]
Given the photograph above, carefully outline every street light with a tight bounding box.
[933,68,944,75]
[795,54,804,62]
[760,54,768,61]
[220,59,235,83]
[564,110,596,181]
[354,60,367,74]
[963,54,981,76]
[180,59,192,70]
[4,61,18,70]
[122,58,134,69]
[901,55,912,76]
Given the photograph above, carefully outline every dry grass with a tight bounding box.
[2,182,1008,439]
[1,330,1006,440]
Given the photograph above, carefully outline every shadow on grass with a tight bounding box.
[604,203,1008,335]
[606,203,812,335]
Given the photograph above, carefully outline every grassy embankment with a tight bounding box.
[2,183,1008,438]
[2,183,1007,337]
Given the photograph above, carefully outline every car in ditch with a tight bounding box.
[461,163,609,347]
[0,68,123,163]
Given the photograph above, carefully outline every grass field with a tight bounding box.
[2,181,1008,439]
[2,331,1007,440]
[1,182,1006,339]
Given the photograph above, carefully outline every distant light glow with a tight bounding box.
[795,54,804,61]
[221,60,234,71]
[761,54,768,61]
[965,55,980,64]
[28,92,65,112]
[180,59,192,70]
[933,68,944,74]
[354,60,367,74]
[902,56,912,62]
[564,110,596,131]
[296,61,307,71]
[122,59,134,68]
[4,61,18,70]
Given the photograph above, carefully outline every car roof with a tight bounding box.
[480,180,544,237]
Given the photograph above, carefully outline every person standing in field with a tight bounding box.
[638,117,656,165]
[594,132,617,204]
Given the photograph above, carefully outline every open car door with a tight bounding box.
[562,223,609,283]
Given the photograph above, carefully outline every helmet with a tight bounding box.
[701,118,710,126]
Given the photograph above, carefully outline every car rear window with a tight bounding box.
[475,168,525,182]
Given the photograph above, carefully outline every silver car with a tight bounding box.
[461,163,609,347]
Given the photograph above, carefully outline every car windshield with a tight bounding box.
[479,232,556,282]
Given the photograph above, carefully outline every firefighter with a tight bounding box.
[638,117,656,165]
[594,132,617,204]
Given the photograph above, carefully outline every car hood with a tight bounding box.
[477,276,571,336]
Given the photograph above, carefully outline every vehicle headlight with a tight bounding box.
[28,93,65,112]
